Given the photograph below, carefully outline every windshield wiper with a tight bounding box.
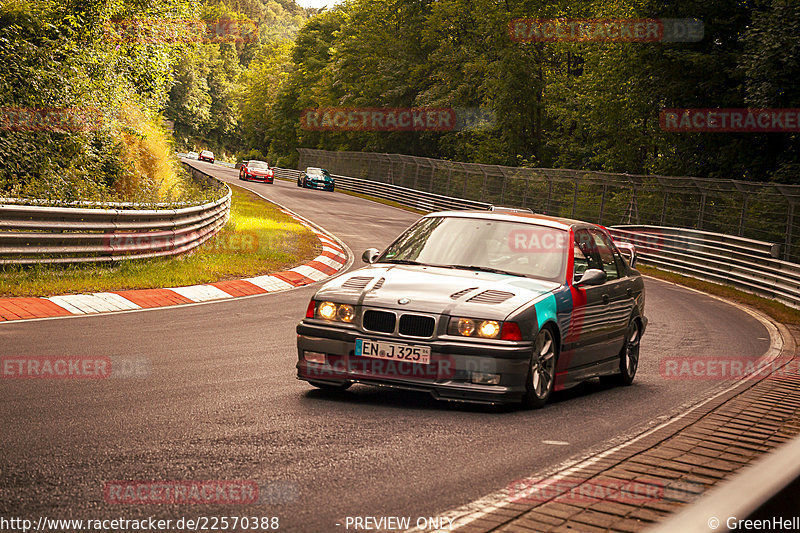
[382,259,426,265]
[447,264,523,277]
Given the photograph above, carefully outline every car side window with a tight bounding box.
[573,230,602,281]
[589,230,620,281]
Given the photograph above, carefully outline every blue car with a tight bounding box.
[297,168,335,191]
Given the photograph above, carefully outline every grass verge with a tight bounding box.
[639,264,800,325]
[0,185,320,297]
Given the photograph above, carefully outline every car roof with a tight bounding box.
[424,210,596,231]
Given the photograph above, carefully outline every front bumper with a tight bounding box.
[247,174,273,183]
[302,180,334,190]
[296,321,533,404]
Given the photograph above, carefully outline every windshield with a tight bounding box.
[247,161,269,169]
[307,168,328,177]
[379,216,568,282]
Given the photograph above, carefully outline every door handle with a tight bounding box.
[602,294,610,305]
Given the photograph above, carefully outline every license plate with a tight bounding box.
[355,339,431,365]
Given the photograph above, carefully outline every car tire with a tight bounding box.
[600,319,641,387]
[308,381,352,392]
[521,326,557,409]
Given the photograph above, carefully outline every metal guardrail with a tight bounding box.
[607,226,799,309]
[0,163,231,265]
[298,148,800,263]
[332,174,490,212]
[274,167,489,211]
[288,159,798,309]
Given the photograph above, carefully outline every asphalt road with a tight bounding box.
[0,160,771,532]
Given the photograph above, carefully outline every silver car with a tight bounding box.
[296,211,647,408]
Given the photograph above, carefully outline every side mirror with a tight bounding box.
[575,268,607,286]
[362,248,380,264]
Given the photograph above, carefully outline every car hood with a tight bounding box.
[314,264,560,320]
[307,175,332,181]
[247,168,271,175]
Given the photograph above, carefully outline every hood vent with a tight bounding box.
[372,278,386,290]
[450,287,478,300]
[342,276,373,290]
[467,290,516,304]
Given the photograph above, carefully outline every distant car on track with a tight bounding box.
[239,160,274,183]
[296,211,647,408]
[199,150,214,163]
[297,168,335,191]
[187,151,199,160]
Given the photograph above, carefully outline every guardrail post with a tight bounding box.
[446,167,452,195]
[521,177,530,208]
[571,181,579,218]
[698,193,706,229]
[738,196,748,237]
[598,185,607,224]
[786,203,795,262]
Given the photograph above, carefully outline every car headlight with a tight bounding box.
[448,318,522,340]
[310,301,356,323]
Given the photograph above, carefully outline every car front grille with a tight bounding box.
[398,314,435,338]
[363,310,396,333]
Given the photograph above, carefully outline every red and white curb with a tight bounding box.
[0,222,350,323]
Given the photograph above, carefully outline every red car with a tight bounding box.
[239,160,274,183]
[198,150,214,163]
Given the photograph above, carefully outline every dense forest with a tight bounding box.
[235,0,799,182]
[1,0,798,203]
